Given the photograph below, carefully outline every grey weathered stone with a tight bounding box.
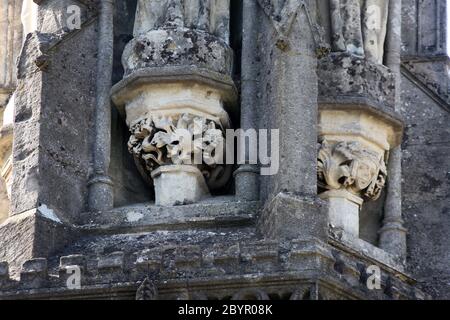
[0,0,448,301]
[318,52,396,109]
[0,262,8,281]
[98,252,124,272]
[88,0,115,212]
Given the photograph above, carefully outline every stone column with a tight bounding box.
[317,53,404,239]
[234,0,260,202]
[112,0,236,206]
[0,0,24,222]
[255,0,328,240]
[0,0,23,106]
[379,0,407,259]
[87,0,115,212]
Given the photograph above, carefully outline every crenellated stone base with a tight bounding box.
[0,232,426,300]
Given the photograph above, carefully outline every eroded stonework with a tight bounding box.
[128,113,228,190]
[0,0,448,301]
[318,140,387,201]
[320,0,389,63]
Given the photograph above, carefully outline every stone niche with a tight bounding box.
[112,0,236,206]
[318,52,403,239]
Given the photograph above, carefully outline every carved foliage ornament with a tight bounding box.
[128,113,230,189]
[317,140,387,201]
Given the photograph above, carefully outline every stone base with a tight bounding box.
[0,208,77,278]
[151,165,210,206]
[257,193,328,240]
[0,235,424,300]
[320,190,363,238]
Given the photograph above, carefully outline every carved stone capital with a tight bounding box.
[128,112,229,192]
[318,140,387,202]
[317,99,403,238]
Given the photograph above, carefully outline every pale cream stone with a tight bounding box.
[121,82,231,130]
[21,0,38,37]
[320,190,363,238]
[319,108,402,153]
[151,165,210,206]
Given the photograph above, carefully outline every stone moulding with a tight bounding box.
[77,197,259,235]
[0,237,425,300]
[111,65,238,114]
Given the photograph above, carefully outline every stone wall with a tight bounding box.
[400,0,450,299]
[401,76,450,299]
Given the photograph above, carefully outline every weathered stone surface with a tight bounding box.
[79,196,258,233]
[0,0,447,302]
[122,28,233,76]
[0,233,424,300]
[36,0,95,36]
[152,165,210,206]
[257,1,321,230]
[0,262,8,280]
[401,76,450,299]
[318,0,390,64]
[12,25,98,222]
[0,208,77,279]
[318,52,396,109]
[134,0,230,42]
[258,193,328,241]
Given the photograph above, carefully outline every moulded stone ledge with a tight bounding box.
[77,196,259,235]
[319,102,403,151]
[328,228,406,273]
[111,65,238,119]
[0,237,425,300]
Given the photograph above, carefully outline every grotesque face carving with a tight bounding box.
[318,140,387,201]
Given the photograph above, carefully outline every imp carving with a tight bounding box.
[318,140,387,201]
[128,113,229,190]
